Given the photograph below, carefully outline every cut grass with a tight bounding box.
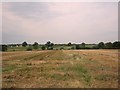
[75,65,92,84]
[56,64,92,86]
[2,50,118,88]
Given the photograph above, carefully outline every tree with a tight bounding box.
[105,42,113,49]
[113,41,120,49]
[68,42,72,46]
[46,41,51,47]
[22,42,28,47]
[41,45,45,50]
[81,42,85,48]
[51,43,54,46]
[92,45,99,49]
[0,45,1,51]
[33,42,39,49]
[75,44,80,49]
[98,42,105,49]
[1,45,7,51]
[45,41,54,50]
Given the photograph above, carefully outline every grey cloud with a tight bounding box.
[2,2,118,44]
[4,3,49,20]
[4,2,63,21]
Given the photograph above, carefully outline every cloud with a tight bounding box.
[0,3,2,44]
[2,2,118,44]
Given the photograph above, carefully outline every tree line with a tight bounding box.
[0,41,120,51]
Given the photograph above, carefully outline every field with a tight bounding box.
[2,50,119,88]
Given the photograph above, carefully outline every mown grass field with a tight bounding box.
[2,50,119,88]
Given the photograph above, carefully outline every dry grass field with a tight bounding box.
[1,50,119,88]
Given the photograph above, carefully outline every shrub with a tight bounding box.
[47,46,53,50]
[71,46,75,50]
[33,42,39,49]
[98,42,105,49]
[60,47,64,50]
[75,45,80,49]
[105,42,113,49]
[68,42,72,46]
[92,45,99,49]
[113,41,120,49]
[41,45,46,50]
[22,42,28,47]
[45,41,54,50]
[1,45,7,52]
[27,47,32,51]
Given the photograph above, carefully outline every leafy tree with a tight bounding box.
[1,45,7,51]
[51,43,54,46]
[98,42,105,49]
[45,41,54,50]
[105,42,113,49]
[22,41,28,47]
[81,42,85,48]
[75,44,80,49]
[113,41,120,49]
[46,41,51,47]
[92,45,99,49]
[33,42,39,49]
[41,45,46,50]
[68,42,72,46]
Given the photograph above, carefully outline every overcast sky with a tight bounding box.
[2,2,118,44]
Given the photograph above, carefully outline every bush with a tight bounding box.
[0,45,1,51]
[22,42,28,47]
[33,42,39,49]
[113,41,120,49]
[81,42,85,48]
[68,42,72,46]
[75,45,80,49]
[84,47,91,49]
[98,42,105,49]
[1,45,7,52]
[105,42,113,49]
[41,46,46,50]
[71,46,75,50]
[45,41,54,50]
[27,47,32,51]
[60,47,64,50]
[92,45,99,49]
[47,46,53,50]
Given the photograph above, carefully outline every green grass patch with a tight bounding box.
[56,64,92,86]
[7,47,27,51]
[75,65,92,85]
[44,72,70,81]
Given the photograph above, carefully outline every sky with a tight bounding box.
[2,2,118,44]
